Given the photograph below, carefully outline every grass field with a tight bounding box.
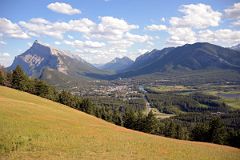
[146,85,191,93]
[0,86,240,160]
[205,90,240,110]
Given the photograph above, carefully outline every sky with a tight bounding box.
[0,0,240,67]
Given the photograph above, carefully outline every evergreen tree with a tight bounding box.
[34,79,49,97]
[144,111,158,133]
[176,125,189,140]
[81,98,94,114]
[11,65,28,91]
[58,90,74,107]
[0,67,5,85]
[208,117,227,144]
[5,72,12,87]
[165,121,177,138]
[134,111,145,131]
[124,109,137,129]
[25,79,36,94]
[192,123,209,142]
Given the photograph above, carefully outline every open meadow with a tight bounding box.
[0,86,240,160]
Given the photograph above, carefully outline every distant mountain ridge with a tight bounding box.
[8,40,107,80]
[100,56,134,73]
[114,42,240,78]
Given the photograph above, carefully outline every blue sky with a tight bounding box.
[0,0,240,66]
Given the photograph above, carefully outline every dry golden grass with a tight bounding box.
[0,86,239,160]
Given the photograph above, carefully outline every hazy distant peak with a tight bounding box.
[100,56,134,72]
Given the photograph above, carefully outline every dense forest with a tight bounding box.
[146,92,228,114]
[0,65,239,148]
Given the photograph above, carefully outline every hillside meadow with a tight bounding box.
[0,86,239,160]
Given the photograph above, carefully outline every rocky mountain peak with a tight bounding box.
[8,41,106,78]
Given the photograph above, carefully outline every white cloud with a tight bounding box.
[145,24,167,31]
[27,42,32,47]
[138,49,149,54]
[19,18,96,39]
[19,16,146,47]
[169,3,222,29]
[30,18,50,24]
[3,52,10,57]
[64,40,105,48]
[161,17,165,22]
[85,16,139,41]
[18,16,152,63]
[19,18,65,39]
[125,32,152,43]
[47,2,81,15]
[224,3,240,27]
[166,27,196,46]
[0,52,12,67]
[197,29,240,47]
[67,35,74,39]
[108,39,134,48]
[68,18,96,33]
[2,16,153,64]
[0,18,29,39]
[224,3,240,19]
[54,41,61,45]
[0,40,6,45]
[232,19,240,26]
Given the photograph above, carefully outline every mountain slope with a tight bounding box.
[125,47,174,72]
[231,44,240,51]
[118,42,240,77]
[100,56,134,73]
[8,40,107,79]
[0,86,240,160]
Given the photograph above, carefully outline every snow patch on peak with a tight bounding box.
[22,54,44,67]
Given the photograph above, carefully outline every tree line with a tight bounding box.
[0,65,239,148]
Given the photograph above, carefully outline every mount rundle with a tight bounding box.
[8,40,106,79]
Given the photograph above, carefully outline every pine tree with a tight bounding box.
[208,117,227,144]
[34,79,49,97]
[144,111,158,133]
[192,123,209,142]
[5,72,12,87]
[58,90,73,106]
[0,67,5,85]
[165,121,177,138]
[11,65,28,91]
[80,98,94,114]
[124,109,137,129]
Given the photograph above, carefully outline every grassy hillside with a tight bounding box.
[0,86,239,160]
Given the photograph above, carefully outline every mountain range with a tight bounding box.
[8,40,108,83]
[7,41,240,83]
[113,42,240,78]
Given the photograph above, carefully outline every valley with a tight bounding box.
[1,1,240,159]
